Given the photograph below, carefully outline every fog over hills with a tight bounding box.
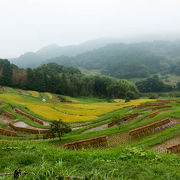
[9,34,180,68]
[10,38,123,68]
[44,39,180,79]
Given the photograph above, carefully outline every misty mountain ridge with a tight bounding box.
[44,40,180,79]
[10,38,123,68]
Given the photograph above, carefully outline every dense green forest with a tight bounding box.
[0,59,138,99]
[44,41,180,79]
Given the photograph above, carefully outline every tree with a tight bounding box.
[136,75,168,93]
[46,120,72,140]
[0,60,12,86]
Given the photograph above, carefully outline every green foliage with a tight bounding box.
[0,59,13,86]
[46,120,72,139]
[136,75,172,93]
[147,93,159,99]
[0,59,139,99]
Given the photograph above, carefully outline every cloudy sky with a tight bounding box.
[0,0,180,58]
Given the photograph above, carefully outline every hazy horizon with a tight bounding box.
[1,0,180,58]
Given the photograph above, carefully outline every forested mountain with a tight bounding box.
[10,38,121,68]
[0,59,138,99]
[45,40,180,79]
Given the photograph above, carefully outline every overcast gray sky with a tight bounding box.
[0,0,180,58]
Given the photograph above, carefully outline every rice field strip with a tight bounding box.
[0,128,17,136]
[151,105,172,110]
[129,118,177,138]
[82,124,108,134]
[130,99,176,112]
[140,109,172,122]
[108,113,141,128]
[134,102,165,110]
[2,109,15,119]
[14,107,45,125]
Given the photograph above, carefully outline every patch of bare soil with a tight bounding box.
[82,124,108,134]
[13,121,47,130]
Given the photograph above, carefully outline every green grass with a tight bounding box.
[1,141,180,179]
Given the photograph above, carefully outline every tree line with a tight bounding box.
[0,59,139,99]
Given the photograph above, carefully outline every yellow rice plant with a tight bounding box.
[0,92,156,122]
[27,105,97,122]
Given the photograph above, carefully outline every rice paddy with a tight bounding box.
[0,87,155,123]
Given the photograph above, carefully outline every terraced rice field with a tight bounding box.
[0,86,180,155]
[0,87,155,123]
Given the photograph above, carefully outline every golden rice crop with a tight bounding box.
[0,92,155,122]
[27,105,97,122]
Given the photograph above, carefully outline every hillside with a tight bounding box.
[0,87,180,179]
[10,38,121,68]
[45,40,180,79]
